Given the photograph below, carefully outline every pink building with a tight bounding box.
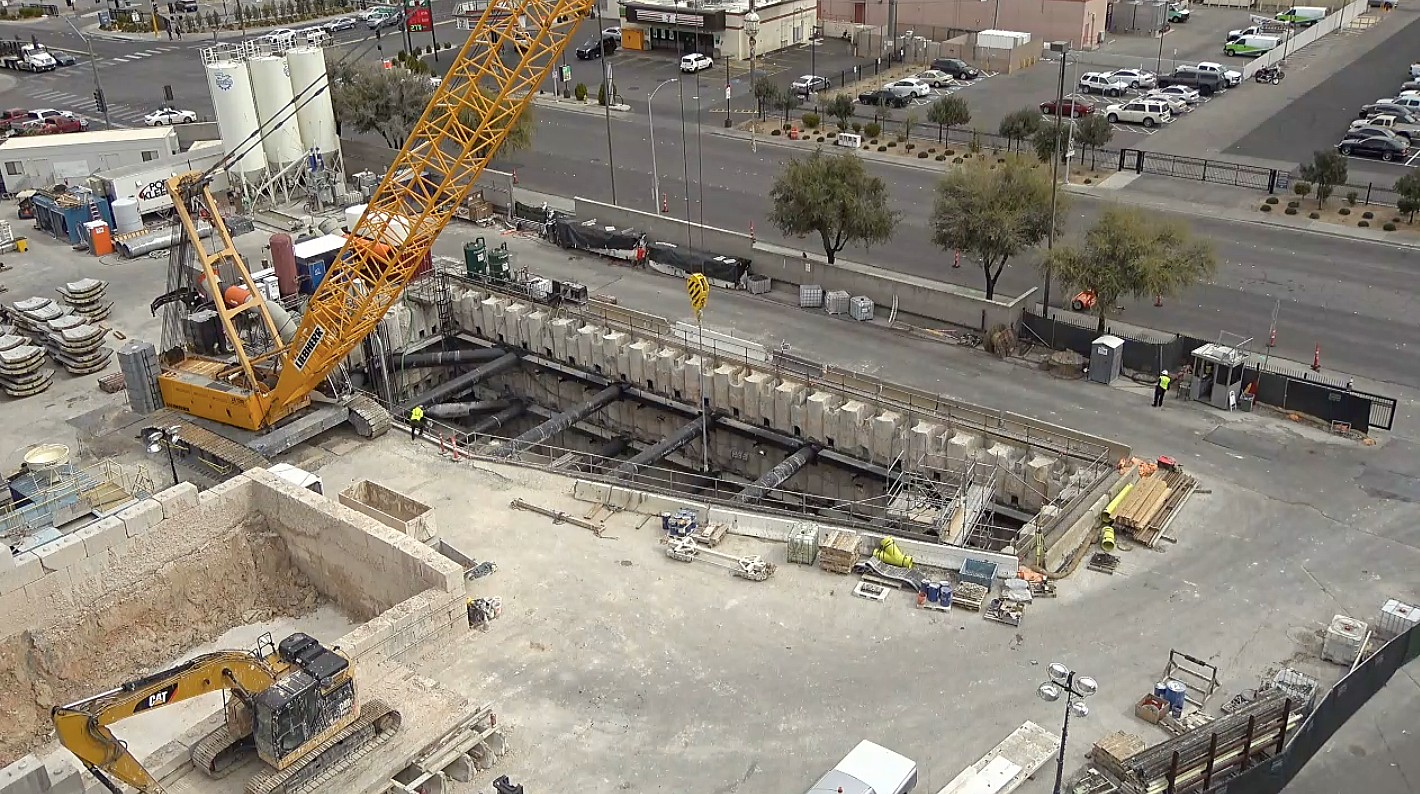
[818,0,1109,50]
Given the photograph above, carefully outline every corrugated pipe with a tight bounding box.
[116,222,215,258]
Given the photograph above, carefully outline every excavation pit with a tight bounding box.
[0,470,468,781]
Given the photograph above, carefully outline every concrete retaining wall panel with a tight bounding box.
[75,516,126,557]
[154,482,200,519]
[0,552,42,596]
[116,498,163,537]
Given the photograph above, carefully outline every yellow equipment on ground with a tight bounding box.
[52,632,398,794]
[156,0,592,432]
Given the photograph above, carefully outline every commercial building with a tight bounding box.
[615,0,818,59]
[818,0,1108,50]
[0,128,182,194]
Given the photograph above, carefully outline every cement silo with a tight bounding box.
[248,54,305,169]
[286,46,340,160]
[203,44,267,182]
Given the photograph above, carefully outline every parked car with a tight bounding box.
[324,16,357,31]
[1337,135,1408,161]
[267,28,298,46]
[882,78,931,99]
[1275,5,1327,26]
[1227,23,1287,41]
[27,109,88,130]
[144,107,198,125]
[1224,34,1281,57]
[791,74,831,94]
[1144,92,1189,113]
[1194,61,1242,87]
[1349,113,1420,138]
[18,116,81,135]
[1358,102,1420,119]
[914,69,955,88]
[679,53,712,73]
[1373,95,1420,111]
[1411,62,1420,79]
[602,26,621,40]
[1104,99,1172,127]
[1150,85,1201,104]
[1108,68,1157,89]
[805,742,918,794]
[1039,97,1093,118]
[1168,2,1191,22]
[1079,72,1129,96]
[857,89,908,108]
[575,35,617,59]
[929,57,980,79]
[1343,125,1404,143]
[50,50,77,67]
[1157,66,1223,96]
[0,107,28,132]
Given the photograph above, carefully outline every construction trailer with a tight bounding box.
[0,127,181,193]
[89,139,227,216]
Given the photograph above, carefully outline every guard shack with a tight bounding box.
[1189,343,1249,410]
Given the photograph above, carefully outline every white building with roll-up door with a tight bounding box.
[616,0,818,59]
[0,127,180,194]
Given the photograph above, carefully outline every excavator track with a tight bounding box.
[245,699,402,794]
[191,721,254,779]
[345,394,391,439]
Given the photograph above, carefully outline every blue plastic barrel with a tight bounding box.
[1165,680,1188,714]
[1154,682,1169,700]
[939,584,953,609]
[926,581,941,603]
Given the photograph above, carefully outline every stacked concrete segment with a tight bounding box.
[117,339,162,414]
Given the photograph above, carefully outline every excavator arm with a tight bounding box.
[264,0,591,422]
[52,650,280,793]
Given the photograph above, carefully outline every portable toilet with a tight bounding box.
[1089,334,1124,384]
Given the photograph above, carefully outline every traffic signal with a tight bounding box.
[93,89,107,114]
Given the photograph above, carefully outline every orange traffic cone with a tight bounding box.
[952,249,961,268]
[1312,344,1321,371]
[511,168,518,185]
[1153,295,1163,307]
[661,193,669,213]
[749,221,756,243]
[1267,326,1276,348]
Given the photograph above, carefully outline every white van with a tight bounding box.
[807,741,918,794]
[1275,6,1327,25]
[1224,34,1280,56]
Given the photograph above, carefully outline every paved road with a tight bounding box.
[496,107,1420,389]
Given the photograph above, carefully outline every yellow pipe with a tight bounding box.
[1100,525,1116,552]
[1102,483,1134,520]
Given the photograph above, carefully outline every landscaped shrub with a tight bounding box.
[1284,207,1298,215]
[887,141,897,147]
[935,154,947,161]
[1346,190,1358,206]
[877,145,888,151]
[1363,211,1375,219]
[771,129,782,135]
[1359,220,1371,227]
[905,143,915,151]
[852,122,863,133]
[816,136,825,142]
[574,83,588,101]
[945,149,955,156]
[953,157,964,163]
[1384,222,1398,231]
[1265,196,1279,205]
[1339,207,1351,216]
[1309,212,1320,219]
[802,113,821,128]
[918,151,929,158]
[864,122,882,138]
[1286,200,1299,209]
[1260,204,1273,212]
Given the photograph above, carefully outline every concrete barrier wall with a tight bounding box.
[570,197,1034,332]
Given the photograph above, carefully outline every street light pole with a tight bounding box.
[648,77,677,212]
[746,2,760,153]
[1044,40,1069,319]
[596,3,618,204]
[65,14,112,130]
[1037,662,1097,794]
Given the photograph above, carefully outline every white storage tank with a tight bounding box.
[248,54,305,169]
[111,198,142,234]
[203,46,267,181]
[286,46,340,159]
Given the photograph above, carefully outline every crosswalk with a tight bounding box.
[98,44,189,68]
[25,87,149,127]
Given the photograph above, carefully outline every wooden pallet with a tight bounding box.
[819,529,860,574]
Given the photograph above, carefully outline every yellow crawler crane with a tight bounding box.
[52,633,399,794]
[157,0,591,432]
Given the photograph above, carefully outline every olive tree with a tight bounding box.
[768,148,898,264]
[930,158,1059,300]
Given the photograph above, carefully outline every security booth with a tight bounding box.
[1189,343,1249,410]
[1088,334,1124,384]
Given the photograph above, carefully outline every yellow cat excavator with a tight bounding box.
[52,633,395,794]
[154,0,591,440]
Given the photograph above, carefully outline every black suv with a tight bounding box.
[857,89,908,108]
[929,58,980,80]
[575,36,617,59]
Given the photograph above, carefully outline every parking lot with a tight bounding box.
[1227,7,1420,182]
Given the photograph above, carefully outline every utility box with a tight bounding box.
[1089,334,1125,384]
[338,480,438,543]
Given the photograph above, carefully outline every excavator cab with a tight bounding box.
[252,634,358,765]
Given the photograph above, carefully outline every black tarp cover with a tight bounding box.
[549,219,643,261]
[645,241,750,289]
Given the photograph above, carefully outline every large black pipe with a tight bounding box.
[492,385,623,458]
[400,352,521,414]
[612,414,711,479]
[424,399,516,419]
[471,403,526,434]
[387,347,505,369]
[594,437,630,459]
[733,445,820,504]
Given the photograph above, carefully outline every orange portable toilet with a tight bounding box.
[86,221,113,257]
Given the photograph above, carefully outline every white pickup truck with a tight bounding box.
[807,742,918,794]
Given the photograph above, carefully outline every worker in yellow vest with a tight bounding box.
[409,405,426,440]
[1153,370,1171,408]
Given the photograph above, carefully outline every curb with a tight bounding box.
[531,95,630,116]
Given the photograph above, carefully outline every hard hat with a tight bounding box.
[1161,369,1168,376]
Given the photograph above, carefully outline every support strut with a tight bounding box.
[424,399,516,419]
[470,403,526,434]
[399,352,521,413]
[492,384,623,458]
[733,445,819,504]
[612,414,712,479]
[387,347,506,369]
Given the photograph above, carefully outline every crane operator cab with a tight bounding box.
[255,633,359,766]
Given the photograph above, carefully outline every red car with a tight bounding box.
[0,107,28,133]
[1039,97,1093,118]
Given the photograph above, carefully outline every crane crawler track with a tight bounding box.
[245,699,402,794]
[346,394,391,439]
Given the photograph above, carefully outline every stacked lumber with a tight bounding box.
[818,529,861,574]
[1113,476,1172,539]
[1119,693,1303,794]
[1137,470,1199,547]
[1091,731,1146,783]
